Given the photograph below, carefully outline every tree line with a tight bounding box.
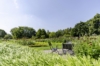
[0,13,100,39]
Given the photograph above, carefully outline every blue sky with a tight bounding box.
[0,0,100,33]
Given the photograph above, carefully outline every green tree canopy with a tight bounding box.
[56,30,64,37]
[4,34,12,39]
[49,32,56,38]
[36,29,47,39]
[10,26,36,39]
[0,29,7,38]
[72,22,89,36]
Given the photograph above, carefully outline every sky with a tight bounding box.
[0,0,100,33]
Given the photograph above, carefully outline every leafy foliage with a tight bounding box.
[36,29,47,39]
[56,30,64,37]
[4,34,12,39]
[73,36,100,59]
[0,29,7,38]
[15,39,35,46]
[10,26,36,39]
[72,22,89,37]
[0,43,100,66]
[49,32,56,38]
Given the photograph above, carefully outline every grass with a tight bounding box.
[34,42,62,50]
[6,39,62,50]
[0,42,100,66]
[0,35,100,65]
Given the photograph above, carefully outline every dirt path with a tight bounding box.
[43,49,74,59]
[43,49,74,55]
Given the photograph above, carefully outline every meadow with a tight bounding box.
[0,35,100,66]
[0,42,100,66]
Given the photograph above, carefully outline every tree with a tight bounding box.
[56,29,64,37]
[0,29,7,38]
[4,34,12,39]
[10,26,36,39]
[71,28,78,37]
[41,29,47,38]
[36,29,47,39]
[36,29,41,38]
[20,27,36,38]
[72,22,89,37]
[63,28,72,37]
[46,30,50,38]
[10,27,22,39]
[92,18,100,34]
[85,13,100,35]
[49,32,56,38]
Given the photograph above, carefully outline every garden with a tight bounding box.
[0,35,100,66]
[0,14,100,66]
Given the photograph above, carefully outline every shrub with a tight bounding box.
[73,39,100,59]
[35,37,72,43]
[16,39,35,46]
[32,36,36,39]
[4,34,12,40]
[0,43,100,66]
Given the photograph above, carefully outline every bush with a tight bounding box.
[73,39,100,59]
[4,34,12,40]
[32,36,36,39]
[35,37,72,43]
[41,35,46,39]
[17,39,35,46]
[0,43,100,66]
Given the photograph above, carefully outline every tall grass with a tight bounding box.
[0,42,100,66]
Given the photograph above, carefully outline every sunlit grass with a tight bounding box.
[0,42,100,66]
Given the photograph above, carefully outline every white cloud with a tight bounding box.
[13,0,19,9]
